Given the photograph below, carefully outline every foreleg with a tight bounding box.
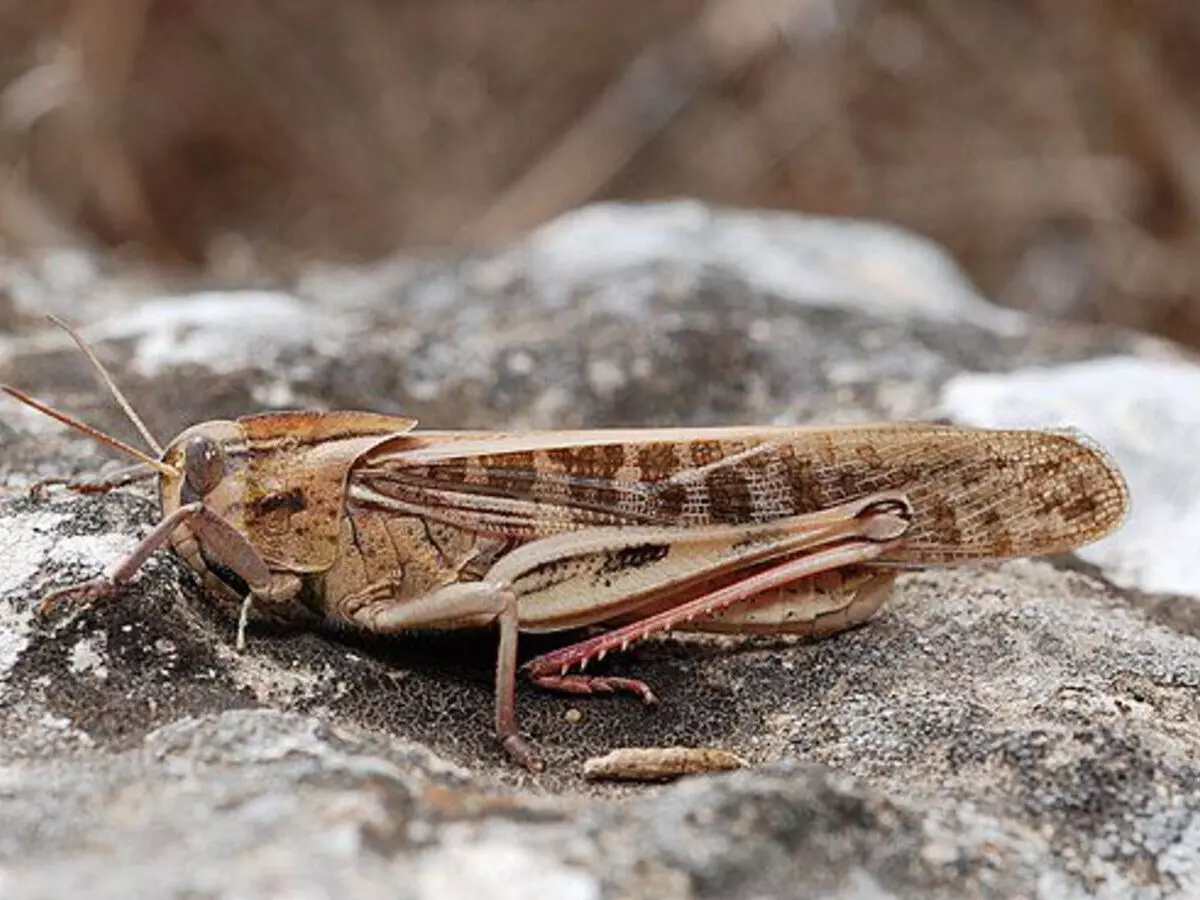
[38,501,297,652]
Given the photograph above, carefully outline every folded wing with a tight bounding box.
[346,424,1129,563]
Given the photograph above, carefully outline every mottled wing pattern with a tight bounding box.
[347,424,1128,563]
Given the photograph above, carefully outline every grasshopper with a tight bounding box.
[2,318,1130,770]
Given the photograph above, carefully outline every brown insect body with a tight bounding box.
[161,417,1126,629]
[3,319,1130,771]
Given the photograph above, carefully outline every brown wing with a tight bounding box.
[346,424,1129,563]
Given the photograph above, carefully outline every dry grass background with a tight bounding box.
[3,0,1200,348]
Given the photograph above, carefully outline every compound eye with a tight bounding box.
[183,435,224,497]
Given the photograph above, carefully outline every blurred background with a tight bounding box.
[2,0,1200,349]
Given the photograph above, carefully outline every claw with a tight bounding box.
[36,576,116,618]
[531,673,658,705]
[501,733,544,772]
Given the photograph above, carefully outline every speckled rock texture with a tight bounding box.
[2,202,1199,899]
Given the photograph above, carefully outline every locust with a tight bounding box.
[2,318,1130,770]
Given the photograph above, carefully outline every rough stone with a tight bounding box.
[2,201,1198,899]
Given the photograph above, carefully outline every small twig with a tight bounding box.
[583,747,748,783]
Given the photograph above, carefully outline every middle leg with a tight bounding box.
[338,579,540,771]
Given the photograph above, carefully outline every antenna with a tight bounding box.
[46,315,165,457]
[0,384,178,477]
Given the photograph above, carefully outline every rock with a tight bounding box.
[2,201,1198,898]
[942,357,1200,599]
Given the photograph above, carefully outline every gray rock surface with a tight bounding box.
[2,201,1199,899]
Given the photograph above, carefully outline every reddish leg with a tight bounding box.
[38,501,273,617]
[29,464,155,499]
[530,673,658,704]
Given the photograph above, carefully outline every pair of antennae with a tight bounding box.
[1,316,180,478]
